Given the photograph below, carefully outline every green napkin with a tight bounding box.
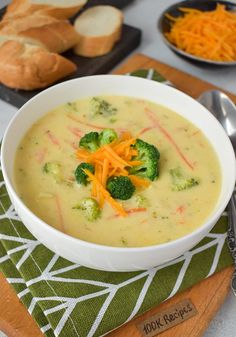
[0,69,233,337]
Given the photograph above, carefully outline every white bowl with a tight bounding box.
[1,75,235,271]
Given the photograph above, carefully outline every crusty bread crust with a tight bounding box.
[36,4,86,20]
[0,40,77,90]
[0,14,58,32]
[18,21,79,53]
[3,0,87,20]
[73,6,123,57]
[0,16,79,54]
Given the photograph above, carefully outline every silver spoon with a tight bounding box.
[198,90,236,295]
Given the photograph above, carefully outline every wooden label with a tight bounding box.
[136,299,198,337]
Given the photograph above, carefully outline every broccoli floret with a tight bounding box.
[75,163,95,185]
[129,139,160,181]
[99,129,118,146]
[42,162,62,183]
[73,198,101,221]
[169,167,199,191]
[107,176,135,200]
[134,194,150,207]
[79,132,100,152]
[91,97,117,117]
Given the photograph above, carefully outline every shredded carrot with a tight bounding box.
[35,148,47,163]
[129,175,150,187]
[97,164,104,207]
[108,167,118,177]
[120,131,133,140]
[101,158,109,186]
[46,130,60,146]
[113,138,136,153]
[113,169,129,176]
[130,149,138,157]
[127,208,147,214]
[103,144,131,168]
[91,164,97,198]
[84,169,127,217]
[145,108,194,170]
[176,205,186,214]
[127,160,143,167]
[67,114,128,134]
[109,207,147,219]
[165,4,236,62]
[67,114,105,130]
[138,126,154,136]
[67,126,84,138]
[76,149,91,160]
[91,179,97,198]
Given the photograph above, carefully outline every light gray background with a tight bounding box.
[0,0,235,336]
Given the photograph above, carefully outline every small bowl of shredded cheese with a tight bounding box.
[158,0,236,65]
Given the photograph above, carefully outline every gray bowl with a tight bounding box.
[158,0,236,66]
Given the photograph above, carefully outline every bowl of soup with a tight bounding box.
[1,75,235,271]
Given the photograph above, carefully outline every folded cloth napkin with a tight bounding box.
[0,69,233,337]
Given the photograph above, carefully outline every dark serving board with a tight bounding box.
[86,0,135,9]
[0,0,141,108]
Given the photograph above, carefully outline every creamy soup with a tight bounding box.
[14,96,221,247]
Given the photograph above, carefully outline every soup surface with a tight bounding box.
[14,96,221,247]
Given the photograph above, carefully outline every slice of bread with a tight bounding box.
[0,15,79,54]
[0,40,77,90]
[3,0,87,20]
[73,5,123,57]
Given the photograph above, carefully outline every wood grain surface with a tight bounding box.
[0,53,234,337]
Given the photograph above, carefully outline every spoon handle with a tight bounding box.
[197,90,236,295]
[227,190,236,295]
[231,271,236,296]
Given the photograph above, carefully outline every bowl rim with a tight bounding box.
[1,74,236,252]
[157,0,236,66]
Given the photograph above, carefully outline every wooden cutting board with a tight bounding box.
[0,53,234,337]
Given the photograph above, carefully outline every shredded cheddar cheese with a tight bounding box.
[77,132,150,216]
[165,4,236,62]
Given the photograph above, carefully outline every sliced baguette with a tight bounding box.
[3,0,87,20]
[1,12,58,29]
[73,5,123,57]
[0,16,79,54]
[0,40,76,90]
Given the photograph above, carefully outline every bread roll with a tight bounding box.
[3,0,88,20]
[0,40,77,90]
[0,15,79,54]
[73,6,123,57]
